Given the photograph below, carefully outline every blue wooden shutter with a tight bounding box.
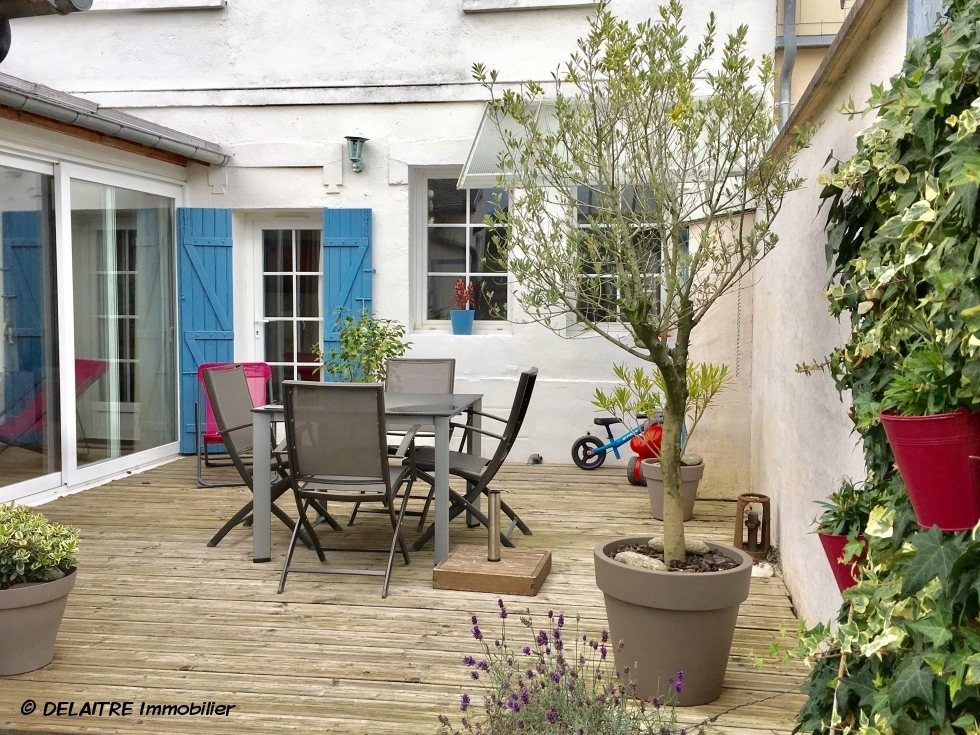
[177,208,233,453]
[1,211,44,422]
[321,209,373,381]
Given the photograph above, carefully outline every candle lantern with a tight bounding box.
[734,493,771,562]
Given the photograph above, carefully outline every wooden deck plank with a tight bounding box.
[0,459,807,734]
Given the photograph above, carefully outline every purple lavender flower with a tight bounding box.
[471,615,478,625]
[526,669,534,678]
[600,643,607,660]
[470,671,480,680]
[677,670,684,681]
[551,672,561,683]
[477,660,489,671]
[536,630,548,646]
[548,610,554,619]
[497,598,504,608]
[462,655,476,666]
[578,728,584,735]
[652,696,661,709]
[459,694,470,711]
[472,625,483,641]
[517,720,525,730]
[675,679,684,693]
[601,629,609,643]
[521,689,530,704]
[546,708,559,724]
[507,657,514,665]
[558,613,565,628]
[522,646,531,655]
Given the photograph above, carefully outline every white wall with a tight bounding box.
[2,0,777,497]
[751,0,908,624]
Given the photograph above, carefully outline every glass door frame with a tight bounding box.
[55,162,185,488]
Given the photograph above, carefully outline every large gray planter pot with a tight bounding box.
[593,537,751,706]
[642,459,704,521]
[0,569,76,676]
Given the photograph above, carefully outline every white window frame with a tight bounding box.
[248,215,324,390]
[55,161,184,489]
[89,0,226,11]
[410,166,512,333]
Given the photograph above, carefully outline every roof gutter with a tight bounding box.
[0,73,230,165]
[778,0,797,128]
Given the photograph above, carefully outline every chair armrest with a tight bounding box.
[448,422,505,442]
[467,409,508,424]
[392,424,423,458]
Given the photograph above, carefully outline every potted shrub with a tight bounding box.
[476,0,808,705]
[594,362,731,521]
[0,504,79,676]
[450,277,476,335]
[313,310,411,382]
[813,478,870,593]
[878,344,980,531]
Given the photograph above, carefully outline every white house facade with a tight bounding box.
[0,0,778,505]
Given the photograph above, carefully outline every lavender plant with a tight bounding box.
[439,600,700,735]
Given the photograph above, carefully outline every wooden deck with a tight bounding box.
[1,459,807,734]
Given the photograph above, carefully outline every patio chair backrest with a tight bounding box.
[197,362,271,442]
[282,381,390,490]
[385,358,455,394]
[476,368,538,491]
[203,366,257,478]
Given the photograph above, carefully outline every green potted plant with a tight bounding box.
[878,343,980,531]
[450,277,476,335]
[475,0,809,705]
[594,361,731,521]
[313,310,411,382]
[0,504,79,676]
[813,478,870,593]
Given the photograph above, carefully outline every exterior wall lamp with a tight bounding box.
[344,130,368,173]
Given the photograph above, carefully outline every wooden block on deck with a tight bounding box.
[433,545,552,596]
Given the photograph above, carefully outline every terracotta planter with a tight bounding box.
[0,569,76,676]
[818,534,866,593]
[880,409,980,531]
[642,459,703,521]
[593,536,751,706]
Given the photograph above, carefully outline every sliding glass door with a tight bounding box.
[0,165,59,489]
[70,180,177,468]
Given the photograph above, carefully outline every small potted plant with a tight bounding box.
[313,310,411,382]
[594,362,731,521]
[0,504,79,676]
[878,343,980,531]
[813,478,870,593]
[450,277,477,335]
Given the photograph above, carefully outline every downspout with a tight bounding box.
[779,0,797,128]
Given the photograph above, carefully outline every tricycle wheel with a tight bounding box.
[627,456,647,486]
[572,436,606,469]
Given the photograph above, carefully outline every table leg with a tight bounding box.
[252,412,272,563]
[466,398,483,527]
[434,415,450,565]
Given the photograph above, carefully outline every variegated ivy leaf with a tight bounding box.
[860,626,905,658]
[865,506,894,538]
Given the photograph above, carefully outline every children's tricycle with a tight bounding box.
[571,414,663,485]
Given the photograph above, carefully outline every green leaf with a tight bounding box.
[901,527,962,597]
[888,659,936,710]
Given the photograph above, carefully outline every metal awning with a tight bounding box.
[457,101,554,190]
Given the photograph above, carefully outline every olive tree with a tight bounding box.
[476,0,810,564]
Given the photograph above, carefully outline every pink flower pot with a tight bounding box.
[880,409,980,532]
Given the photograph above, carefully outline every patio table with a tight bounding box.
[250,392,483,565]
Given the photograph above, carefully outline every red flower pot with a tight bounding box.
[880,409,980,532]
[818,534,865,592]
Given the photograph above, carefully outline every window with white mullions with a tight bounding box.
[425,177,509,321]
[575,185,664,323]
[262,228,322,400]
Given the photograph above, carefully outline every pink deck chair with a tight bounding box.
[196,362,273,488]
[0,359,108,454]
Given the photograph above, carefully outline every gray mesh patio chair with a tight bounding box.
[203,366,332,549]
[411,368,537,552]
[277,381,420,598]
[348,358,455,528]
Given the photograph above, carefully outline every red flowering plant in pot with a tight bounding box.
[450,277,478,335]
[812,478,872,593]
[878,343,980,532]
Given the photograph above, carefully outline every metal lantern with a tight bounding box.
[344,130,368,173]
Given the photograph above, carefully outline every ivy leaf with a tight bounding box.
[889,658,935,710]
[908,615,953,648]
[901,527,962,597]
[866,506,894,538]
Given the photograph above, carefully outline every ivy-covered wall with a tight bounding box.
[752,0,909,625]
